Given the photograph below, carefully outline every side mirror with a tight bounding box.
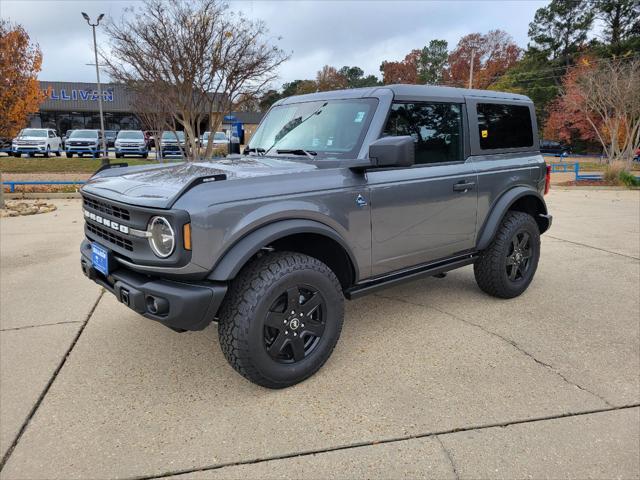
[368,136,415,168]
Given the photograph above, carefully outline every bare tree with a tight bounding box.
[565,58,640,165]
[128,83,173,160]
[103,0,288,160]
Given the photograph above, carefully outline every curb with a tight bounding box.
[4,192,82,199]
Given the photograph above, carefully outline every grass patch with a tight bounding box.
[0,156,156,174]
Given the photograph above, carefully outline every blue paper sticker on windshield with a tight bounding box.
[354,111,365,123]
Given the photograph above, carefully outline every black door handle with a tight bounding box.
[453,181,475,192]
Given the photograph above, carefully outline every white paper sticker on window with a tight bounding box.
[354,111,365,123]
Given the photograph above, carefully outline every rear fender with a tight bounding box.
[476,187,549,251]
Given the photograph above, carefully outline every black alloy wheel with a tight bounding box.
[263,285,326,364]
[505,230,533,282]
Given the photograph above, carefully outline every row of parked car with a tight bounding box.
[9,128,233,159]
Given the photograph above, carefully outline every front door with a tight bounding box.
[367,102,478,276]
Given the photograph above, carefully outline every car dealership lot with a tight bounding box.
[0,189,638,479]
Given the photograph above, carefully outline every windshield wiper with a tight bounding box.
[243,147,265,155]
[264,102,328,156]
[276,149,317,159]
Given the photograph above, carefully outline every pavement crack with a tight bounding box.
[375,293,615,408]
[129,404,640,480]
[436,435,460,480]
[0,320,84,332]
[545,235,640,261]
[0,290,105,473]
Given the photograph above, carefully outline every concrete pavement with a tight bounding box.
[0,189,638,479]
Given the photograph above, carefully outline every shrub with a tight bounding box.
[619,170,640,187]
[603,161,626,185]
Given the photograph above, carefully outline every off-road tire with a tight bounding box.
[218,251,344,389]
[474,211,540,299]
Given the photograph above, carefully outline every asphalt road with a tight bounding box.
[0,189,638,479]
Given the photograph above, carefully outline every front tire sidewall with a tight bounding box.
[249,269,342,385]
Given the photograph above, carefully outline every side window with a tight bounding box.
[476,103,533,150]
[383,103,463,165]
[48,130,55,138]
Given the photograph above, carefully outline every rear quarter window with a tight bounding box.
[477,103,533,150]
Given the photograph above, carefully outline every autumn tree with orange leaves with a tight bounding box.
[0,20,46,139]
[380,50,421,84]
[546,56,640,164]
[443,30,521,89]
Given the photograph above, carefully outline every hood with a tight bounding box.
[81,156,318,209]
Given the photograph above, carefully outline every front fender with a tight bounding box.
[207,219,359,282]
[476,187,549,251]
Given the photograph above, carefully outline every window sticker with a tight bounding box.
[481,129,488,138]
[354,111,366,123]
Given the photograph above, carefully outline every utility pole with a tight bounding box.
[468,48,476,89]
[82,12,108,166]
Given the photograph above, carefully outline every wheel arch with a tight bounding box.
[207,219,358,290]
[476,187,549,251]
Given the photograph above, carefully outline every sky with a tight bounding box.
[1,0,548,87]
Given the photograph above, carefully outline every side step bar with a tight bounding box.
[345,253,478,300]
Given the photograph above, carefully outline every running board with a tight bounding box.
[345,253,478,300]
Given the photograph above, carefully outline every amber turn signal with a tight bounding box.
[183,223,192,250]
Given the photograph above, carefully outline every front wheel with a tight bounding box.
[44,146,51,158]
[66,152,73,158]
[474,211,540,299]
[218,252,344,388]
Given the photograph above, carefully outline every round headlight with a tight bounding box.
[148,216,175,258]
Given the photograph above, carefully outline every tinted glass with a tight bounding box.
[383,103,463,165]
[477,103,533,150]
[70,130,98,138]
[214,132,226,140]
[162,131,185,140]
[249,99,377,159]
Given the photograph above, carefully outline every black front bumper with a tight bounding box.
[81,240,227,331]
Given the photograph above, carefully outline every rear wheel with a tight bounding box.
[474,211,540,299]
[218,252,344,388]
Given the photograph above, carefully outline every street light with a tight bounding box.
[82,12,108,166]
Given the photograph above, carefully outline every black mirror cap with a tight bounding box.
[368,136,415,168]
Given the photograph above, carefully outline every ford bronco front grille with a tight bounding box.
[83,197,131,221]
[87,223,134,251]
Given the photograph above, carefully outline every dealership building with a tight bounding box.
[30,81,264,139]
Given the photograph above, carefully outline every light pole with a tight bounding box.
[82,12,108,166]
[468,47,476,89]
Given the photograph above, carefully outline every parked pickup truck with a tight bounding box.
[80,85,552,388]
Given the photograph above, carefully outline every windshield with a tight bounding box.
[249,98,377,158]
[162,131,185,140]
[20,129,47,138]
[117,131,144,140]
[214,132,227,140]
[70,130,98,138]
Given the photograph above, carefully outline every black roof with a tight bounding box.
[278,84,531,105]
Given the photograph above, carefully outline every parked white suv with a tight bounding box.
[12,128,62,158]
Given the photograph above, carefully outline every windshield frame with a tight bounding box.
[249,98,379,160]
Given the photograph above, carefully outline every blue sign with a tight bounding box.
[232,121,243,138]
[46,88,114,102]
[224,115,237,122]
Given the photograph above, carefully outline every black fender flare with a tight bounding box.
[476,187,549,251]
[207,219,359,282]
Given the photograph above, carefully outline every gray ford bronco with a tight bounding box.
[80,85,552,388]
